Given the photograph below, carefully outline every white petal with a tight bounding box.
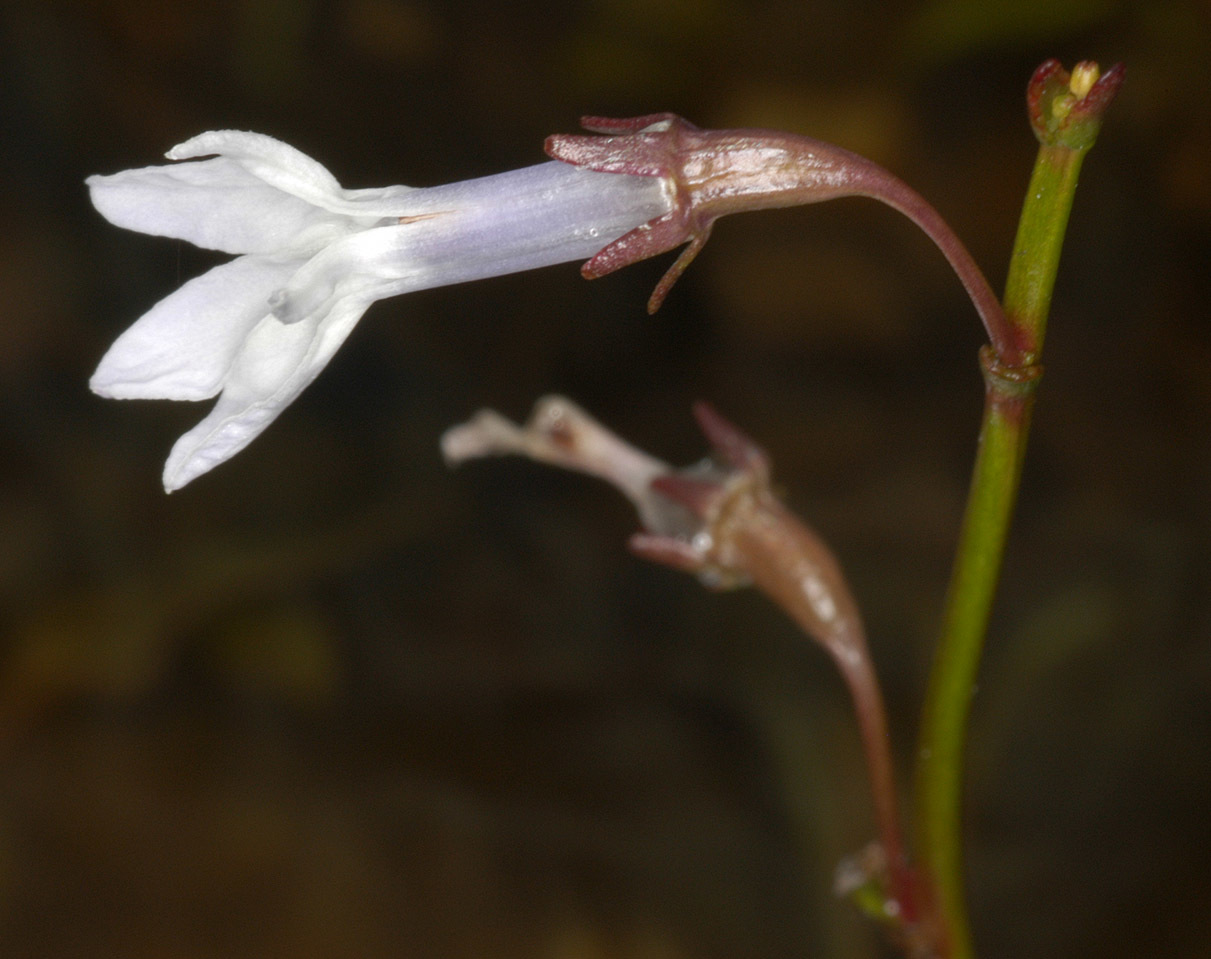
[90,255,300,401]
[168,130,344,196]
[268,226,412,325]
[168,130,419,219]
[161,293,372,491]
[87,159,362,255]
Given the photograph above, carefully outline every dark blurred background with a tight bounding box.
[2,1,1208,956]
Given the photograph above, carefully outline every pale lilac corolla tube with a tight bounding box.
[88,131,671,491]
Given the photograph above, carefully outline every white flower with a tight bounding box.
[88,131,671,491]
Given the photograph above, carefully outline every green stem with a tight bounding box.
[1004,146,1086,357]
[913,139,1093,959]
[914,353,1038,959]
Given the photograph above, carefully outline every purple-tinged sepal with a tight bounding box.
[547,114,711,312]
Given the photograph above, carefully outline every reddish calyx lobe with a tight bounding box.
[627,401,770,582]
[545,114,708,313]
[546,114,872,313]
